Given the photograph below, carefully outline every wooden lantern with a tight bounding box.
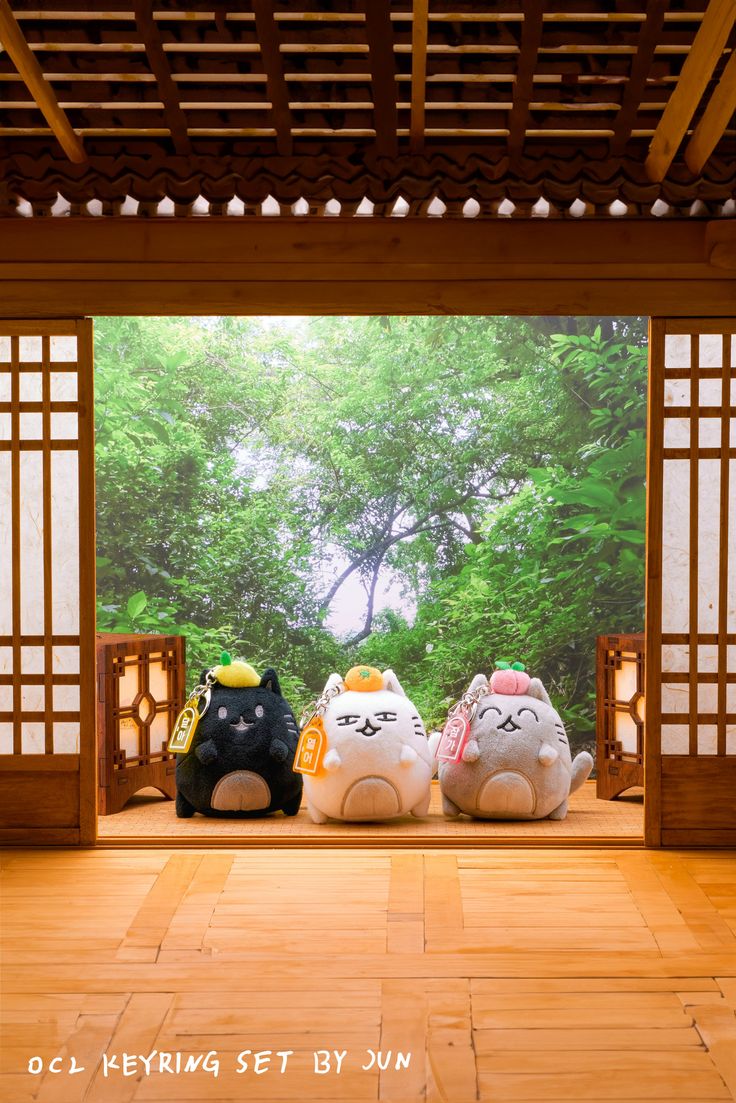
[596,633,645,800]
[96,633,185,815]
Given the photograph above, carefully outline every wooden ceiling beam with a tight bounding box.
[684,48,736,174]
[409,0,429,154]
[252,0,292,156]
[363,0,398,157]
[134,1,190,155]
[611,0,668,156]
[507,1,545,159]
[645,0,736,182]
[0,0,85,163]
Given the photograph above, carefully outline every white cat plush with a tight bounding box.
[302,666,433,823]
[430,672,593,821]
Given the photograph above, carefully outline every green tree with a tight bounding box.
[94,315,647,742]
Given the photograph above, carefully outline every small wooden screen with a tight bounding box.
[646,319,736,847]
[97,633,184,815]
[0,321,95,844]
[596,633,645,800]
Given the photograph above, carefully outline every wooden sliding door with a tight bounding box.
[0,320,96,844]
[646,318,736,846]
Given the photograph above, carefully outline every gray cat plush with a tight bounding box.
[429,673,593,821]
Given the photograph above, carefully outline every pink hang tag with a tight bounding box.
[436,709,471,763]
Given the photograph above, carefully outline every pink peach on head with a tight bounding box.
[490,668,531,695]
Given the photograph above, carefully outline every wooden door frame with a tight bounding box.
[0,217,735,318]
[2,215,735,847]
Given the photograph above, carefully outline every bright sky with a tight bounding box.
[324,560,417,638]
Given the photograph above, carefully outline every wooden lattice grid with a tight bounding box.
[96,632,185,815]
[596,632,645,800]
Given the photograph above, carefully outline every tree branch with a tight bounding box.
[346,556,384,645]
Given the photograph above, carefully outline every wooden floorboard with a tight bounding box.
[1,847,735,1102]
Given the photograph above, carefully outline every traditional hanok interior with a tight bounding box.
[1,2,735,1099]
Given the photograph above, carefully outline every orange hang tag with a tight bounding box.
[293,715,327,776]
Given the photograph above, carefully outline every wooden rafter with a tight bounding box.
[611,0,669,157]
[409,0,429,154]
[252,0,292,157]
[507,1,544,159]
[0,0,85,164]
[363,0,398,157]
[134,0,190,156]
[685,48,736,174]
[645,0,736,183]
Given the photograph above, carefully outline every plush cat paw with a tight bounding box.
[194,739,218,765]
[323,749,342,772]
[400,745,418,766]
[269,738,289,763]
[461,739,480,763]
[411,792,431,817]
[175,792,196,818]
[538,742,559,767]
[307,799,329,824]
[442,793,462,819]
[282,795,302,817]
[548,798,568,820]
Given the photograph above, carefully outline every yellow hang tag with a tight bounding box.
[293,716,327,776]
[168,699,202,754]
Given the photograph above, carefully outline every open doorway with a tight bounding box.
[93,315,645,843]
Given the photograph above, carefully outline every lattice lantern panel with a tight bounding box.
[596,633,645,800]
[96,633,185,815]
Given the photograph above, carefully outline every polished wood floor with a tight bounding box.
[2,847,735,1102]
[97,780,644,845]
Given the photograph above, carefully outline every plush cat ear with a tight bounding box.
[382,669,406,697]
[467,673,489,695]
[526,678,552,707]
[260,668,282,696]
[323,672,344,694]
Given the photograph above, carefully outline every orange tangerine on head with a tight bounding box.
[344,665,383,693]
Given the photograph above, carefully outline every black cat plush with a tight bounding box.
[175,656,303,818]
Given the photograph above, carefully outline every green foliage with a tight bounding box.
[95,315,646,748]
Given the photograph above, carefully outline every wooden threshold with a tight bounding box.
[95,833,646,849]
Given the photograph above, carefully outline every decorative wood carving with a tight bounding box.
[0,142,734,217]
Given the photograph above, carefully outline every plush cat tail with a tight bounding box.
[260,668,282,696]
[467,673,489,696]
[382,669,407,697]
[526,678,552,707]
[323,672,344,695]
[570,751,594,793]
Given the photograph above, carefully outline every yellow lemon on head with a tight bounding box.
[213,651,260,688]
[344,665,384,693]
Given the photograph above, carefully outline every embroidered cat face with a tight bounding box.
[320,669,426,748]
[466,672,571,766]
[194,667,299,754]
